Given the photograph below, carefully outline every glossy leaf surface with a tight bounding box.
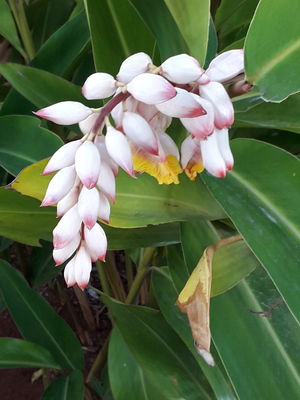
[41,370,84,400]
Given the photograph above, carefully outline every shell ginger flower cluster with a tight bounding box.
[35,50,245,289]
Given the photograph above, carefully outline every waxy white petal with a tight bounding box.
[180,95,214,139]
[97,161,116,202]
[122,112,158,154]
[53,233,81,265]
[53,205,82,249]
[43,140,81,175]
[34,101,92,125]
[206,49,244,83]
[74,244,92,290]
[64,256,76,287]
[41,166,76,206]
[94,135,118,176]
[136,102,158,122]
[127,73,176,105]
[181,135,198,169]
[82,72,116,99]
[79,113,99,135]
[197,73,210,85]
[75,141,101,188]
[157,131,179,160]
[57,185,79,217]
[156,87,206,118]
[98,192,110,223]
[78,186,100,229]
[216,128,234,170]
[84,224,107,262]
[105,126,134,176]
[200,132,226,178]
[161,54,204,84]
[199,82,234,129]
[117,52,152,83]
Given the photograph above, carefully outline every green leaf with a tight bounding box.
[0,63,85,109]
[152,268,238,400]
[41,370,84,400]
[109,328,169,400]
[84,0,155,74]
[129,0,188,59]
[0,0,26,58]
[235,93,300,133]
[103,295,213,400]
[0,260,84,370]
[0,115,63,176]
[0,338,60,369]
[163,0,210,64]
[211,267,300,400]
[245,0,300,101]
[1,11,90,116]
[0,188,55,246]
[202,139,300,323]
[12,159,225,228]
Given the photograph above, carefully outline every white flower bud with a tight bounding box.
[41,166,76,206]
[79,113,99,135]
[97,162,116,203]
[206,49,244,83]
[53,205,82,249]
[64,256,76,287]
[161,54,204,84]
[34,101,92,125]
[98,192,110,223]
[200,132,227,178]
[75,141,101,188]
[74,244,92,290]
[82,72,116,100]
[127,73,176,104]
[57,185,79,217]
[117,52,152,83]
[78,186,100,229]
[43,140,82,175]
[215,128,234,170]
[84,224,107,262]
[53,233,81,266]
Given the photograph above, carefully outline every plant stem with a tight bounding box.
[96,261,111,296]
[86,335,110,383]
[124,252,133,287]
[9,0,35,61]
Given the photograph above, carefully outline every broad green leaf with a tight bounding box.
[152,268,237,400]
[0,188,55,246]
[235,93,300,133]
[245,0,300,101]
[1,11,90,116]
[0,63,85,109]
[0,0,26,58]
[109,328,169,400]
[12,159,225,228]
[0,115,63,176]
[103,295,213,400]
[211,267,300,399]
[0,338,60,369]
[0,260,84,370]
[84,0,155,74]
[41,370,84,400]
[202,139,300,323]
[204,18,218,67]
[130,0,188,59]
[163,0,210,63]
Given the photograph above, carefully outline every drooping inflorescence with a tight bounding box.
[35,50,245,289]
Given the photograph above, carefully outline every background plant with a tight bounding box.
[0,0,299,399]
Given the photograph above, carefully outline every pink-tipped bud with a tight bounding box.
[64,256,76,287]
[43,140,81,175]
[198,73,210,85]
[160,54,204,84]
[79,113,99,135]
[136,102,158,122]
[180,95,214,139]
[117,52,152,83]
[98,192,110,223]
[82,72,117,100]
[41,166,76,206]
[127,73,176,105]
[199,82,234,129]
[84,224,107,262]
[53,233,81,265]
[34,102,92,125]
[74,244,92,290]
[181,135,198,169]
[157,131,179,160]
[206,49,244,83]
[57,185,79,217]
[78,186,100,229]
[97,162,116,203]
[200,132,227,178]
[122,112,158,154]
[215,128,234,170]
[53,205,82,249]
[105,126,134,176]
[75,141,101,188]
[94,135,119,176]
[111,102,124,129]
[156,88,206,118]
